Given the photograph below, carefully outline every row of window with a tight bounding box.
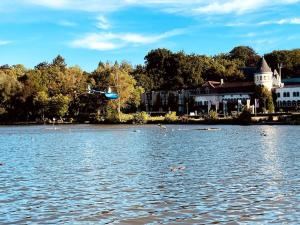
[255,75,272,82]
[277,92,300,98]
[277,100,300,107]
[195,99,248,106]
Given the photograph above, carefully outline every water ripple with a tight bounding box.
[0,125,300,224]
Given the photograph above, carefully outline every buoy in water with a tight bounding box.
[170,165,186,172]
[158,124,167,129]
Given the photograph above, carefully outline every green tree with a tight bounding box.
[253,86,275,113]
[0,71,22,110]
[265,49,300,78]
[144,48,172,90]
[90,61,144,117]
[132,65,152,91]
[229,46,260,67]
[33,91,50,120]
[52,55,67,72]
[48,94,71,118]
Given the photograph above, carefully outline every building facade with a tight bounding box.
[141,57,300,114]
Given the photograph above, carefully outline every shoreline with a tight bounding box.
[0,120,298,126]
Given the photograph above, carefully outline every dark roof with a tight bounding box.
[202,81,255,94]
[240,67,257,80]
[216,81,255,93]
[202,81,221,88]
[282,84,300,88]
[257,57,272,73]
[283,78,300,84]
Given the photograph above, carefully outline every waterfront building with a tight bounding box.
[141,57,300,114]
[275,85,300,108]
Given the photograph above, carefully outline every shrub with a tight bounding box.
[208,110,218,120]
[105,109,133,123]
[147,115,164,123]
[133,111,148,124]
[238,109,252,124]
[0,107,6,115]
[164,111,178,122]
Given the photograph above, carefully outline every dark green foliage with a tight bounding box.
[229,46,260,67]
[1,46,300,123]
[265,49,300,78]
[142,48,247,91]
[253,86,275,113]
[238,109,252,124]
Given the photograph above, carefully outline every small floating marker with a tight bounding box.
[195,128,221,131]
[133,130,141,133]
[158,124,167,129]
[170,165,186,172]
[260,132,267,136]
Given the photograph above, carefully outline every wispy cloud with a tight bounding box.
[0,40,11,46]
[96,16,110,30]
[24,0,124,12]
[259,17,300,25]
[249,38,280,53]
[193,0,261,15]
[10,0,300,16]
[70,28,185,51]
[192,0,300,15]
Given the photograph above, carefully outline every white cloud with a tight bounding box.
[96,16,110,30]
[193,0,260,15]
[249,38,279,52]
[24,0,125,12]
[70,28,184,50]
[5,0,299,15]
[0,40,11,45]
[259,18,300,25]
[192,0,300,15]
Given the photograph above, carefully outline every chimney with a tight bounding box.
[220,79,224,85]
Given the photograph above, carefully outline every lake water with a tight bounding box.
[0,125,300,224]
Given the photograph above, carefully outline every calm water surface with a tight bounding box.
[0,125,300,224]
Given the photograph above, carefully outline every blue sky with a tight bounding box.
[0,0,300,71]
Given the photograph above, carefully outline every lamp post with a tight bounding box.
[116,72,121,121]
[186,102,189,116]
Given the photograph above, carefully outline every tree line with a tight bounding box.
[134,46,300,91]
[1,46,300,122]
[0,56,143,122]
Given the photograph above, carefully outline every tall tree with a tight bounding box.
[265,49,300,78]
[229,46,260,67]
[52,55,67,72]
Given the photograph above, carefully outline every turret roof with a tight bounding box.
[257,57,272,73]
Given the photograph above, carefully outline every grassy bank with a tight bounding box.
[2,111,300,125]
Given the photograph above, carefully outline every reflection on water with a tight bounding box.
[0,125,300,224]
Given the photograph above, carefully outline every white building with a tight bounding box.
[254,57,274,91]
[141,57,300,114]
[275,85,300,108]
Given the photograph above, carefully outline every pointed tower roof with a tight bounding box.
[257,57,272,73]
[274,69,279,76]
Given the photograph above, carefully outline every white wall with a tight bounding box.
[275,86,300,101]
[254,72,273,90]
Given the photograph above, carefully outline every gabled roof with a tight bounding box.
[257,57,272,73]
[202,81,221,88]
[201,80,255,94]
[283,78,300,85]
